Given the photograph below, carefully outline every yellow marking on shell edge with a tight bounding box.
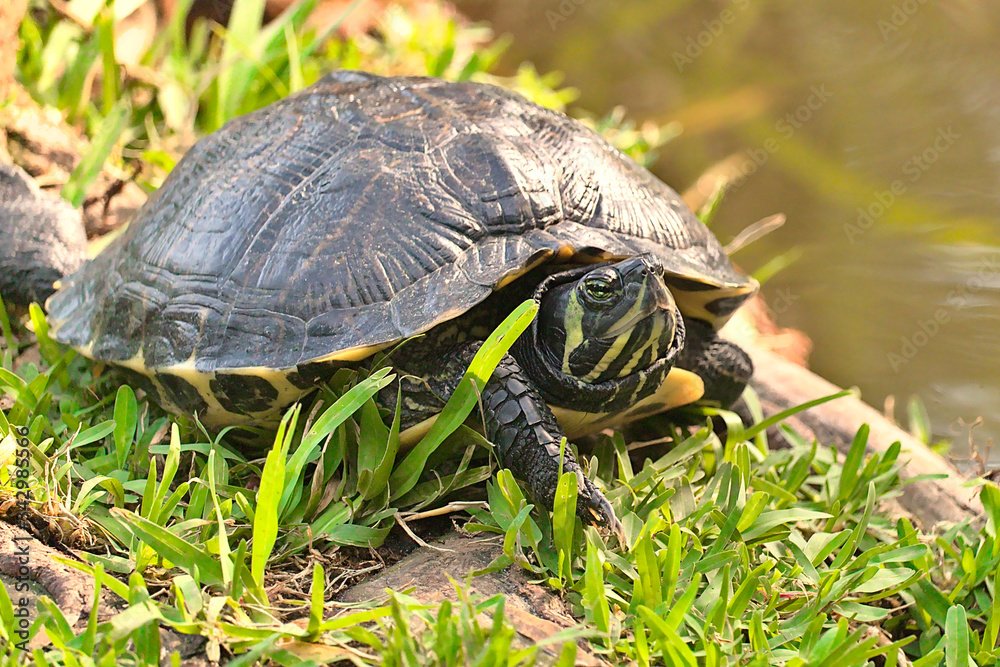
[556,244,576,261]
[494,250,555,290]
[116,349,150,374]
[207,365,308,412]
[309,342,392,363]
[550,368,704,440]
[672,280,758,327]
[73,341,95,359]
[152,357,311,430]
[62,332,355,430]
[154,356,230,424]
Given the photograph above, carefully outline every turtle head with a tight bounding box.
[538,256,683,384]
[512,256,685,413]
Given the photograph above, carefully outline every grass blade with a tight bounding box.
[389,300,537,499]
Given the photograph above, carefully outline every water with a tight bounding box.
[455,0,1000,460]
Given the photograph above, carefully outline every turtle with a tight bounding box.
[0,163,87,308]
[2,70,758,533]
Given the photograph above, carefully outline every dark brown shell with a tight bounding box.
[47,70,754,375]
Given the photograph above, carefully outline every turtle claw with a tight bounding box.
[590,503,626,545]
[579,480,626,544]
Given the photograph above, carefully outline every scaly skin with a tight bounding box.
[480,351,621,534]
[385,340,622,536]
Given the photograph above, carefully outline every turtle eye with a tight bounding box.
[583,276,618,303]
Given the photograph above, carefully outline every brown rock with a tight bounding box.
[339,532,609,666]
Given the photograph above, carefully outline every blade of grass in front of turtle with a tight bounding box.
[552,470,578,587]
[0,370,28,412]
[389,300,538,501]
[36,596,75,647]
[0,432,14,469]
[112,385,138,469]
[834,424,868,505]
[29,303,62,370]
[0,557,15,631]
[254,406,298,589]
[393,426,489,510]
[287,500,351,553]
[355,395,387,500]
[318,522,392,548]
[207,449,235,587]
[317,605,394,633]
[111,507,225,586]
[76,562,103,657]
[356,393,398,502]
[279,367,394,518]
[632,531,663,610]
[306,562,324,640]
[149,425,182,524]
[583,537,611,640]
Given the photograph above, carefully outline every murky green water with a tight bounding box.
[457,0,1000,460]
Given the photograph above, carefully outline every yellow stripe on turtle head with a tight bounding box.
[577,280,651,382]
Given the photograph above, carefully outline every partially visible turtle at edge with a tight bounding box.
[0,71,759,536]
[0,163,86,308]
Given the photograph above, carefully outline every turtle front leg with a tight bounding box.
[388,342,622,537]
[481,351,622,537]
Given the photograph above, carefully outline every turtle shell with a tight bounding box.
[46,70,755,425]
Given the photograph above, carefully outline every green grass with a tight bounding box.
[2,1,999,665]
